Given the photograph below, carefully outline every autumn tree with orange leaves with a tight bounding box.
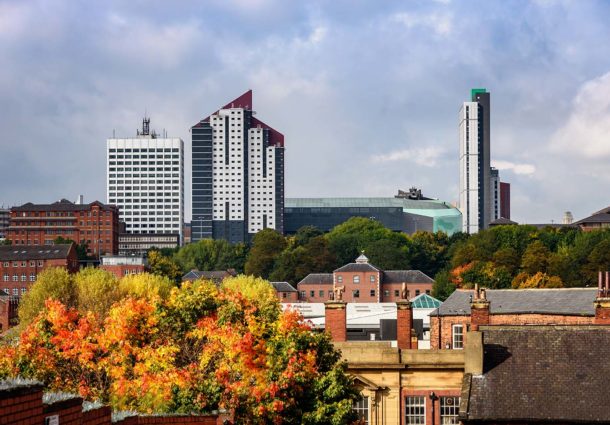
[0,274,360,425]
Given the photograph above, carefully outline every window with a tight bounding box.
[319,290,324,297]
[2,274,8,282]
[21,274,26,282]
[353,290,360,298]
[21,287,26,295]
[337,275,343,283]
[370,290,375,297]
[440,397,460,424]
[353,275,360,284]
[13,288,19,296]
[352,396,369,425]
[415,290,420,296]
[452,324,464,349]
[310,290,315,298]
[405,396,426,424]
[30,273,36,282]
[370,275,375,283]
[384,290,389,297]
[12,275,18,282]
[394,290,400,297]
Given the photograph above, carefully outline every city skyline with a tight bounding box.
[1,1,610,224]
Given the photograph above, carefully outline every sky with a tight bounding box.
[1,0,610,224]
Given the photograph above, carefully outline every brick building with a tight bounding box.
[297,253,433,303]
[429,285,604,350]
[573,205,610,231]
[6,199,119,256]
[270,281,298,302]
[99,255,147,279]
[0,291,18,332]
[0,244,78,298]
[118,232,179,256]
[0,208,9,239]
[0,379,221,425]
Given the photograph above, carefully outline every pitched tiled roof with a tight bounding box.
[270,281,297,292]
[12,199,116,212]
[181,270,236,283]
[0,244,73,261]
[383,270,434,284]
[574,208,610,225]
[435,288,597,317]
[461,326,610,422]
[489,217,518,225]
[298,273,333,286]
[334,263,380,273]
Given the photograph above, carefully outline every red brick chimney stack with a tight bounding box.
[470,285,491,331]
[594,271,610,325]
[325,285,347,342]
[396,299,414,349]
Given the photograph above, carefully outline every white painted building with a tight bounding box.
[191,90,284,243]
[106,119,184,242]
[459,89,491,233]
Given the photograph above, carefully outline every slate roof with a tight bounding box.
[434,288,597,317]
[298,273,333,285]
[270,281,297,292]
[383,270,434,284]
[12,199,116,212]
[461,326,610,423]
[182,269,236,283]
[489,217,518,225]
[334,262,380,273]
[0,244,73,261]
[574,207,610,225]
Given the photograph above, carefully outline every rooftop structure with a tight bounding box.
[285,195,462,236]
[574,205,610,231]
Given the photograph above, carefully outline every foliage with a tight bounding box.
[244,229,287,278]
[1,275,360,423]
[512,272,564,289]
[173,239,247,274]
[53,236,89,260]
[148,250,182,282]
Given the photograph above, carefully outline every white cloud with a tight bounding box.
[373,146,445,166]
[550,71,610,159]
[391,12,453,36]
[492,160,536,175]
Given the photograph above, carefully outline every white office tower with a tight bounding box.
[107,118,184,242]
[459,89,491,233]
[191,90,285,243]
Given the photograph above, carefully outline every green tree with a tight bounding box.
[521,240,551,274]
[244,229,287,278]
[148,250,182,282]
[74,267,121,319]
[432,270,456,301]
[18,267,75,328]
[325,217,390,266]
[408,231,449,277]
[294,225,324,247]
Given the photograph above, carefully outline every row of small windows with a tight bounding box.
[108,148,179,153]
[109,174,180,178]
[3,274,37,282]
[2,261,44,267]
[336,275,376,284]
[109,168,179,172]
[3,287,28,296]
[108,154,179,159]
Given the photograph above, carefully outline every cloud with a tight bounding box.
[391,11,453,36]
[492,160,536,176]
[549,71,610,159]
[373,147,446,166]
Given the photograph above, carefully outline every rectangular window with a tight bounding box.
[370,275,375,283]
[405,396,426,424]
[319,290,324,297]
[352,396,369,425]
[452,324,464,349]
[337,275,343,283]
[394,290,400,297]
[353,275,360,284]
[30,273,36,282]
[310,290,315,298]
[440,396,460,424]
[353,290,360,298]
[370,290,375,297]
[384,290,389,297]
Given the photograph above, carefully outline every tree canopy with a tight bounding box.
[1,274,360,424]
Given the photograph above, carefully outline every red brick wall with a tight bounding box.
[325,303,347,342]
[430,314,595,349]
[7,204,119,255]
[298,283,333,302]
[0,248,78,298]
[114,416,218,425]
[44,398,84,425]
[380,282,433,302]
[82,406,112,425]
[595,302,610,324]
[100,264,146,279]
[0,297,18,332]
[0,386,44,425]
[334,271,381,303]
[277,291,299,303]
